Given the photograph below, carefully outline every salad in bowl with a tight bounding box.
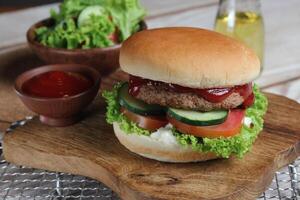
[27,0,147,75]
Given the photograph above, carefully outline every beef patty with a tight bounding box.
[135,85,244,111]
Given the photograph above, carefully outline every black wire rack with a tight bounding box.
[0,118,299,200]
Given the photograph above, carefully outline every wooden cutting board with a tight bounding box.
[3,69,300,200]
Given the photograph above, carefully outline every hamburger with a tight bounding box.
[103,27,268,162]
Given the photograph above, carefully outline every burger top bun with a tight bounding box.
[120,27,260,88]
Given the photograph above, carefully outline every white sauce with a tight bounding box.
[150,124,179,146]
[243,117,253,127]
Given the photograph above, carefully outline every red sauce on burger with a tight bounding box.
[128,75,254,107]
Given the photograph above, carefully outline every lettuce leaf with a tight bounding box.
[37,15,115,49]
[102,83,150,136]
[102,83,268,158]
[107,0,146,41]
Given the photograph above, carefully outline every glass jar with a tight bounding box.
[215,0,264,69]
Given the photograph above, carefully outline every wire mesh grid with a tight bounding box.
[0,118,299,200]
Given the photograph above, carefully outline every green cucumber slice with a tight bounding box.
[118,83,166,116]
[78,5,107,27]
[168,108,228,126]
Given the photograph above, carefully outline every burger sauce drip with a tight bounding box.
[128,75,254,107]
[22,71,93,98]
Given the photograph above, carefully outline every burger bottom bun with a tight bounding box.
[113,122,219,163]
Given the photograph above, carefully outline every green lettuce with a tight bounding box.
[36,15,115,49]
[102,83,151,136]
[102,84,268,158]
[35,0,146,49]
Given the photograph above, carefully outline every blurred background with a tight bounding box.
[0,0,61,12]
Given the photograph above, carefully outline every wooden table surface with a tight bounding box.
[0,0,299,103]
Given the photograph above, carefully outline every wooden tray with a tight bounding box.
[1,44,300,200]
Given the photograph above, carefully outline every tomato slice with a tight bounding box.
[168,109,245,138]
[121,107,168,131]
[108,32,118,43]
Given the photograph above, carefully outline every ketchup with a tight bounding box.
[22,71,93,98]
[129,75,254,106]
[242,93,254,108]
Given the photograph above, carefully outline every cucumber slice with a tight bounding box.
[78,5,107,27]
[168,108,228,126]
[118,83,166,116]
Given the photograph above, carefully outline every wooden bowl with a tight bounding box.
[14,64,101,127]
[26,18,147,76]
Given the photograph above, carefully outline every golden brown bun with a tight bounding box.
[113,123,218,163]
[120,27,260,88]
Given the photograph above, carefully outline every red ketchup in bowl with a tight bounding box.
[22,71,93,98]
[129,75,254,107]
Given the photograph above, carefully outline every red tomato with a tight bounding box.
[168,109,245,138]
[108,32,118,43]
[121,107,168,131]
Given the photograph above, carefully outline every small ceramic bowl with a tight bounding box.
[14,64,101,127]
[27,18,147,76]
